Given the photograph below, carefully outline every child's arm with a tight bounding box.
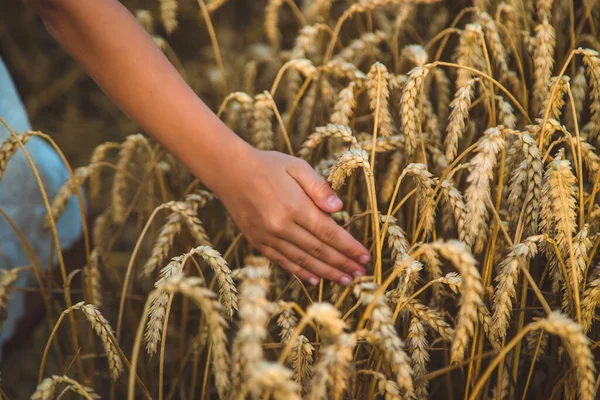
[24,0,369,285]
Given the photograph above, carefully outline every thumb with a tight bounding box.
[289,160,343,213]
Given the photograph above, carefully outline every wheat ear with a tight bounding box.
[399,65,431,156]
[566,66,587,132]
[70,302,123,380]
[112,134,149,223]
[305,303,355,400]
[464,127,505,250]
[159,274,230,398]
[581,278,600,332]
[299,124,357,159]
[545,152,578,293]
[440,179,467,242]
[144,256,182,356]
[330,80,362,126]
[0,132,31,182]
[159,0,178,34]
[265,0,283,49]
[367,62,394,137]
[355,282,414,398]
[533,18,556,115]
[187,245,237,318]
[0,267,21,330]
[252,91,275,150]
[496,95,517,129]
[405,163,438,238]
[45,165,91,228]
[84,250,103,308]
[562,225,591,313]
[89,141,119,198]
[454,24,485,89]
[537,312,596,400]
[32,375,99,400]
[407,317,430,400]
[429,241,483,364]
[444,78,478,163]
[292,335,314,394]
[327,149,373,190]
[581,49,600,139]
[491,238,539,341]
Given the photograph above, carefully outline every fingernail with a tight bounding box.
[352,270,364,278]
[359,254,371,264]
[327,195,343,209]
[309,277,320,286]
[340,276,352,286]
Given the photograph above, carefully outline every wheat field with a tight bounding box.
[2,0,600,398]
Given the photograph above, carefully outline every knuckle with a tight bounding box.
[322,225,338,242]
[310,243,327,259]
[294,254,310,268]
[287,201,303,217]
[267,215,286,235]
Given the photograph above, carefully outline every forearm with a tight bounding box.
[27,0,249,194]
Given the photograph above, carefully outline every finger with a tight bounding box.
[262,246,320,286]
[297,209,371,264]
[271,238,354,285]
[287,159,343,213]
[287,223,366,278]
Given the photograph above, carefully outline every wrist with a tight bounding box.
[185,124,256,197]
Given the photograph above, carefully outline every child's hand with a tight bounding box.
[215,147,370,286]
